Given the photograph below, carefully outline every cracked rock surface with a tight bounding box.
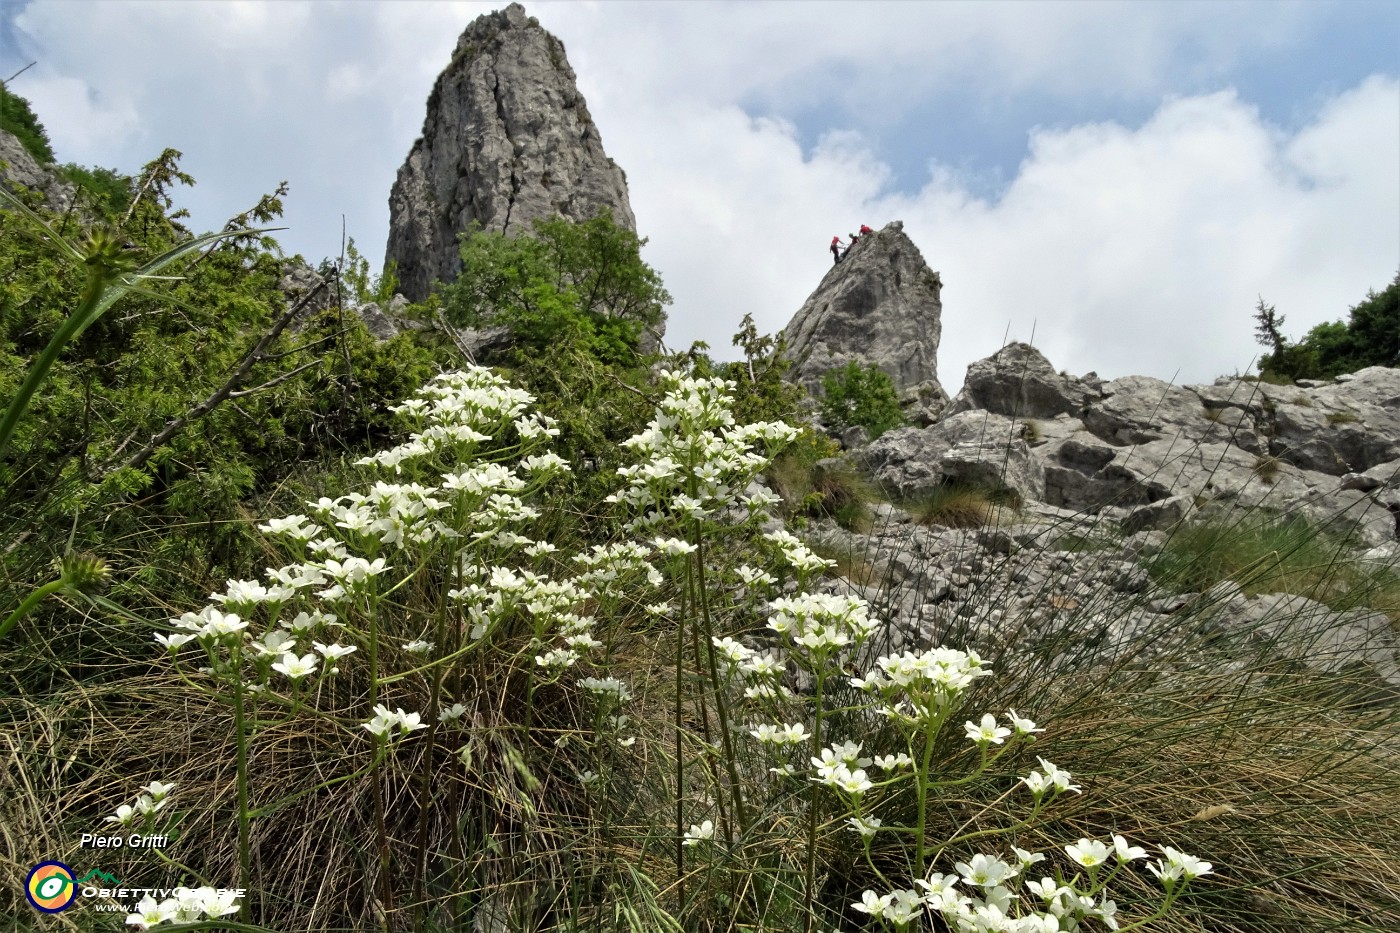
[385,2,636,304]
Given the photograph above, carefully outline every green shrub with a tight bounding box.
[58,163,132,218]
[440,211,668,368]
[765,428,841,520]
[819,360,904,439]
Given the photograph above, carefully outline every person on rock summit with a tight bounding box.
[830,235,845,265]
[859,224,873,236]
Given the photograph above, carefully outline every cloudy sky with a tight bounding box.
[3,0,1397,391]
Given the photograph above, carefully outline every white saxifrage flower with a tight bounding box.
[271,652,319,680]
[965,712,1013,746]
[1066,838,1111,868]
[682,820,716,845]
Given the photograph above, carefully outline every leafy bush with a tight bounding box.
[440,211,668,367]
[820,360,904,439]
[1255,273,1400,381]
[58,163,132,218]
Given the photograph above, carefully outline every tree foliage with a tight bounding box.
[1255,272,1400,381]
[0,82,55,164]
[440,211,669,367]
[0,147,447,661]
[819,360,904,439]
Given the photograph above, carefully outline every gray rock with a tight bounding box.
[841,424,871,449]
[946,342,1093,419]
[1230,594,1400,688]
[352,301,400,340]
[279,263,337,323]
[862,411,1039,501]
[0,126,74,213]
[386,3,638,310]
[783,222,947,418]
[1121,495,1195,535]
[1082,375,1207,446]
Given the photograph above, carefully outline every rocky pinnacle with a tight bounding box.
[385,2,636,303]
[783,221,949,422]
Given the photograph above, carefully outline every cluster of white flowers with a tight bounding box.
[762,529,837,575]
[572,542,657,590]
[767,593,877,654]
[609,371,797,531]
[104,781,176,829]
[811,741,878,798]
[361,704,428,740]
[853,834,1211,932]
[357,369,543,474]
[125,886,240,929]
[849,646,993,722]
[577,676,633,703]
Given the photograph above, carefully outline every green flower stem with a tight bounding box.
[229,641,253,924]
[692,529,748,833]
[152,847,213,888]
[913,707,951,876]
[802,664,828,933]
[413,569,456,918]
[0,578,64,642]
[674,572,687,902]
[363,586,393,930]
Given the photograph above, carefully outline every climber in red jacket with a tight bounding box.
[859,224,873,236]
[831,235,845,265]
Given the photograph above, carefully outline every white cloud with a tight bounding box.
[617,76,1398,391]
[17,74,140,161]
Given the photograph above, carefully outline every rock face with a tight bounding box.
[385,2,636,304]
[862,343,1400,549]
[0,127,75,213]
[783,222,947,422]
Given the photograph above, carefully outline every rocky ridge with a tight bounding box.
[797,343,1400,695]
[385,2,637,305]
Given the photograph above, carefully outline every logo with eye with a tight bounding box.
[26,861,77,912]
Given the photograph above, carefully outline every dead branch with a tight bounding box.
[434,307,477,363]
[112,280,326,474]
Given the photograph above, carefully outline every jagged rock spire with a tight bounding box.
[783,221,948,422]
[385,2,636,303]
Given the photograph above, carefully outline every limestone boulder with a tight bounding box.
[0,126,74,213]
[862,411,1041,502]
[946,342,1093,419]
